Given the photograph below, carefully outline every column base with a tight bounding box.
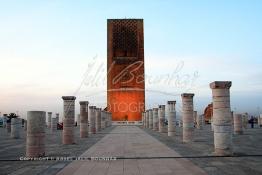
[234,131,243,135]
[168,132,175,137]
[214,148,232,156]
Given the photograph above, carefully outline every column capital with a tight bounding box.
[148,109,153,111]
[62,96,76,100]
[181,93,194,98]
[47,112,52,115]
[153,108,158,111]
[89,106,96,109]
[79,101,89,105]
[158,105,165,109]
[209,81,232,89]
[167,101,176,104]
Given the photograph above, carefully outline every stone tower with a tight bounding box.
[107,19,145,121]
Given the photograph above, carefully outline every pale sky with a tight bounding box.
[0,0,262,119]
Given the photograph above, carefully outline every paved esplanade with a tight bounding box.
[57,126,206,175]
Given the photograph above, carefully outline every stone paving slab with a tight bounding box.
[57,126,207,175]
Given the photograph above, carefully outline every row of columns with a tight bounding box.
[46,112,59,132]
[143,81,233,156]
[143,94,197,143]
[25,96,112,157]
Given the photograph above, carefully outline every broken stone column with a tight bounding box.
[11,118,21,139]
[149,109,153,129]
[89,106,96,134]
[24,120,27,131]
[26,111,46,157]
[101,111,106,130]
[234,114,243,134]
[109,112,112,126]
[142,112,145,128]
[62,96,76,144]
[7,122,11,133]
[106,111,110,127]
[96,108,101,132]
[153,108,159,131]
[79,101,89,138]
[181,93,194,143]
[243,113,248,129]
[146,110,149,128]
[158,105,166,133]
[104,111,108,127]
[143,110,147,128]
[211,116,214,131]
[143,111,146,128]
[210,81,232,156]
[196,115,204,130]
[56,113,59,123]
[51,117,57,133]
[47,112,52,128]
[231,111,234,125]
[193,111,197,127]
[259,114,262,127]
[77,114,80,127]
[167,101,176,136]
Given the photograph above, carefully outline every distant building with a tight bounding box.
[107,19,145,121]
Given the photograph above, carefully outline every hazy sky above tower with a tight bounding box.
[0,0,262,117]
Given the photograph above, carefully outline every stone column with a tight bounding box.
[259,114,262,127]
[24,120,27,131]
[51,117,57,133]
[243,113,248,129]
[167,101,176,136]
[146,110,149,128]
[77,114,80,127]
[89,106,96,134]
[26,111,46,157]
[104,111,108,127]
[62,96,76,144]
[7,123,11,133]
[2,116,6,128]
[210,81,232,156]
[158,105,166,133]
[149,109,153,129]
[101,111,106,130]
[47,112,52,128]
[96,108,102,132]
[142,111,145,128]
[79,101,89,138]
[106,112,110,127]
[231,111,234,125]
[234,114,243,134]
[181,93,194,143]
[193,111,197,127]
[109,112,112,126]
[196,115,203,130]
[211,116,214,131]
[11,118,21,139]
[56,113,59,123]
[107,112,110,127]
[142,112,145,128]
[153,108,159,131]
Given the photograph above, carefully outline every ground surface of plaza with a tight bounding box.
[0,124,262,175]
